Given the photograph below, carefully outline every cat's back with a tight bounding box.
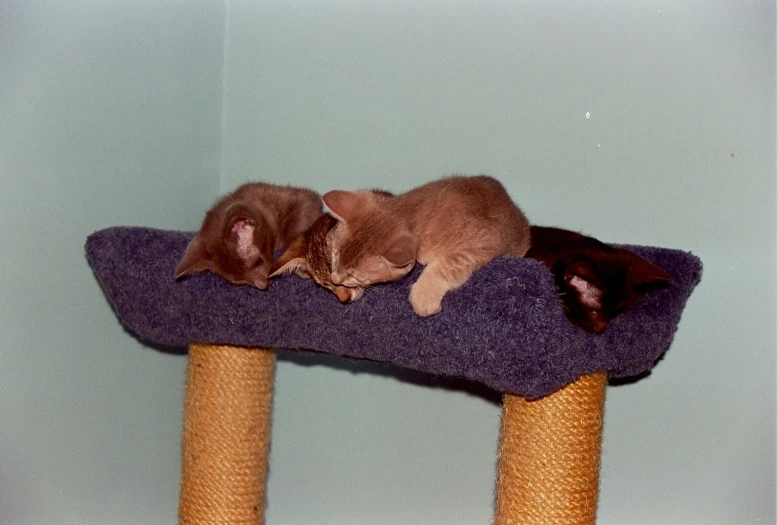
[234,181,322,235]
[400,175,530,256]
[231,182,320,211]
[407,174,502,201]
[528,227,615,259]
[527,227,630,282]
[400,175,513,218]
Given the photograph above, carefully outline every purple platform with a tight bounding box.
[86,227,701,399]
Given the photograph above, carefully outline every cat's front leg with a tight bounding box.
[408,263,447,316]
[409,254,483,317]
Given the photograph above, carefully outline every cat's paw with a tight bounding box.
[409,282,443,317]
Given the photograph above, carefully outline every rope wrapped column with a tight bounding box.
[495,371,607,525]
[179,344,276,525]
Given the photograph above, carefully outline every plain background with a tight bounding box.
[1,1,775,524]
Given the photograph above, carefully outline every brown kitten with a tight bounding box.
[323,175,531,317]
[175,182,321,290]
[526,226,669,334]
[269,190,393,302]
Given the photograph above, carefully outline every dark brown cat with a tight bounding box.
[269,191,393,302]
[323,175,531,317]
[175,182,321,290]
[526,226,669,334]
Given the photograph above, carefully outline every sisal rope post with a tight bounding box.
[494,371,607,525]
[179,344,276,525]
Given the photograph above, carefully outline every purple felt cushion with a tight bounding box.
[85,227,701,399]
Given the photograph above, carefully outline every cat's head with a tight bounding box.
[555,248,669,334]
[269,214,362,302]
[270,190,398,302]
[321,190,417,297]
[175,201,276,290]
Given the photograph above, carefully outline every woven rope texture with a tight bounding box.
[179,344,276,525]
[495,371,607,525]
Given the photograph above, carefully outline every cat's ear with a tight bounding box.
[174,236,212,278]
[619,250,669,285]
[382,233,419,267]
[223,202,262,266]
[322,190,379,224]
[269,236,310,279]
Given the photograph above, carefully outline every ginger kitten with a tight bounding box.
[175,182,321,290]
[322,175,530,316]
[270,191,393,302]
[269,213,359,302]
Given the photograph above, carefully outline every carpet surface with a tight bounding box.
[86,227,702,399]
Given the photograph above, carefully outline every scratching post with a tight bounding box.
[179,344,276,525]
[495,371,607,525]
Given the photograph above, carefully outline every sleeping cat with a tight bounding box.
[526,226,669,334]
[175,182,322,290]
[269,212,362,302]
[269,190,393,302]
[322,175,531,317]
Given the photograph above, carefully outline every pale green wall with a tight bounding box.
[0,2,224,524]
[221,2,776,524]
[1,1,775,524]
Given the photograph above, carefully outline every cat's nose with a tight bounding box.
[591,318,608,334]
[335,286,352,303]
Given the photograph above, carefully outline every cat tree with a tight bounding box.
[86,226,701,525]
